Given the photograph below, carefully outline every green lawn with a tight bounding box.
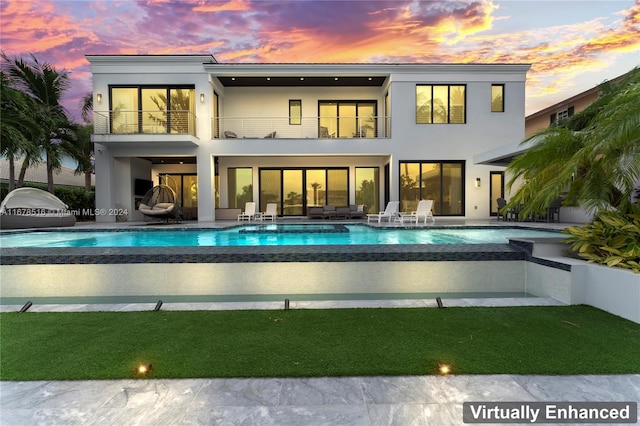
[1,305,639,380]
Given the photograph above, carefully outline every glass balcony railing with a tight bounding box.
[212,116,389,139]
[94,110,196,136]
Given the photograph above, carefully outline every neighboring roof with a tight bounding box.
[0,158,94,188]
[526,70,632,121]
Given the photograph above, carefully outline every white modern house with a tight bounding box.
[88,55,530,222]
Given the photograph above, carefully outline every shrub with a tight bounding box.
[562,205,640,273]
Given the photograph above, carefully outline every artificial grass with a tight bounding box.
[1,305,639,380]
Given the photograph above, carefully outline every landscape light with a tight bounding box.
[436,297,444,309]
[438,363,451,375]
[154,300,163,311]
[136,364,152,375]
[284,298,290,310]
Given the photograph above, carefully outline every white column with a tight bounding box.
[197,153,215,221]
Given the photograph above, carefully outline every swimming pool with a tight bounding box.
[0,224,563,248]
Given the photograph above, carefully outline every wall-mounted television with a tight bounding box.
[134,179,153,196]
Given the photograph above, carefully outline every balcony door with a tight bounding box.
[318,101,377,138]
[109,86,195,134]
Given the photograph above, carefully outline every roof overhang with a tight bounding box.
[473,136,541,166]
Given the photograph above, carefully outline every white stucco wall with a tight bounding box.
[89,57,529,221]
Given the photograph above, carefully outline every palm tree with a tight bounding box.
[505,68,640,218]
[0,71,42,190]
[1,53,73,193]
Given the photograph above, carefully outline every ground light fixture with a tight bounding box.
[438,363,452,375]
[136,364,153,375]
[154,300,163,311]
[436,297,445,309]
[284,298,290,310]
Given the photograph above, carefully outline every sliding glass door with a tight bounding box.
[259,168,349,216]
[399,161,465,216]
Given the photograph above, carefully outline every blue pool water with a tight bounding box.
[0,225,563,248]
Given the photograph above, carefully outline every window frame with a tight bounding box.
[289,99,302,125]
[108,84,195,134]
[491,84,505,113]
[415,84,466,124]
[399,160,466,216]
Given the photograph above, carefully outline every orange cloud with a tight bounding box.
[192,0,251,13]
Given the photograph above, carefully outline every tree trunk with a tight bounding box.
[8,157,16,191]
[17,157,29,187]
[85,171,92,192]
[47,153,54,193]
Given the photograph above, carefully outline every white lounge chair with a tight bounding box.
[261,203,278,221]
[399,199,435,224]
[367,201,400,223]
[237,202,257,221]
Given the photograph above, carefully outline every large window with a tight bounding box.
[355,167,379,213]
[416,85,466,124]
[109,86,195,134]
[318,101,377,138]
[491,84,504,112]
[259,168,349,216]
[228,168,253,208]
[400,161,465,215]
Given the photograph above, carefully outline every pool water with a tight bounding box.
[0,225,563,248]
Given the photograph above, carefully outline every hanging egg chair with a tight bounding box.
[138,185,182,221]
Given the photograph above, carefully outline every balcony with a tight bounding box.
[213,116,389,139]
[94,110,196,136]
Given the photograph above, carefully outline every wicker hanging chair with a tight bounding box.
[138,185,181,221]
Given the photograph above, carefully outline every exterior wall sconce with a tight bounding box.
[475,177,481,188]
[96,93,102,104]
[200,93,205,103]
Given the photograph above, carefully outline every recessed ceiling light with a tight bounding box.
[300,77,304,80]
[231,77,235,81]
[266,77,271,81]
[334,77,339,81]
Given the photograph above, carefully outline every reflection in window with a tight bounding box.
[306,170,326,207]
[327,169,348,206]
[399,161,465,216]
[109,86,195,134]
[491,84,504,112]
[355,167,379,213]
[110,88,138,133]
[319,101,377,138]
[289,100,301,125]
[228,168,253,208]
[416,85,466,124]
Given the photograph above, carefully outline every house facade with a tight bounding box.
[88,55,530,222]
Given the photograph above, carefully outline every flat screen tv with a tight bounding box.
[134,179,153,196]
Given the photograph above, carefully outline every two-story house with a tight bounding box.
[88,55,530,222]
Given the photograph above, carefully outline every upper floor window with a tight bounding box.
[416,85,466,124]
[550,106,574,125]
[318,100,377,138]
[289,100,302,125]
[491,84,504,112]
[110,85,195,135]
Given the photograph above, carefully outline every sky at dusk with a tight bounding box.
[1,0,638,121]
